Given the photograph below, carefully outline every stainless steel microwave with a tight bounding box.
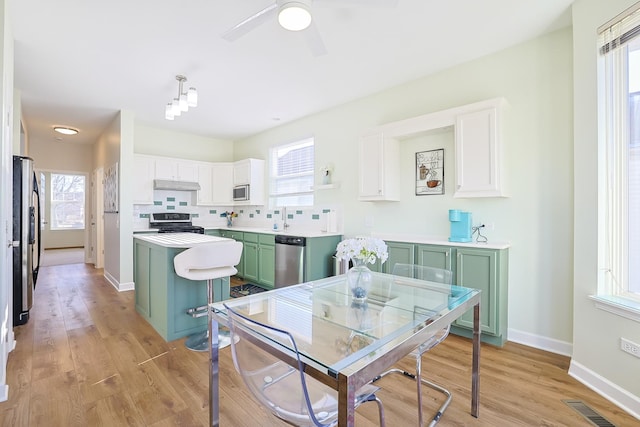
[233,184,250,201]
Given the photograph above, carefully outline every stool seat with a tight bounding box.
[173,241,243,351]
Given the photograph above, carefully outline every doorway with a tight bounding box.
[36,170,88,265]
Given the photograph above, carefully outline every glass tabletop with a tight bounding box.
[212,272,479,374]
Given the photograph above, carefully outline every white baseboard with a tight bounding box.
[569,360,640,421]
[103,271,134,292]
[507,327,573,357]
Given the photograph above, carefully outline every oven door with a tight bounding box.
[233,184,249,201]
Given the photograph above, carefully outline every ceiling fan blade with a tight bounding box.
[221,3,278,42]
[304,21,328,57]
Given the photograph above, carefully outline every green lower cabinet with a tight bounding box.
[305,235,343,280]
[258,235,275,288]
[205,229,221,237]
[220,230,244,277]
[382,241,416,273]
[451,247,508,346]
[242,232,275,288]
[378,240,508,346]
[416,244,453,273]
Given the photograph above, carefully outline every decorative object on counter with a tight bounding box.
[415,148,444,195]
[222,211,238,227]
[336,237,388,300]
[165,74,198,121]
[472,224,488,243]
[449,209,472,242]
[321,164,333,185]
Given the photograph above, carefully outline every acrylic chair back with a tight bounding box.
[391,263,453,285]
[224,303,384,427]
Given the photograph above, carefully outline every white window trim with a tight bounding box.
[594,4,640,322]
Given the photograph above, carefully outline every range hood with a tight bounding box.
[153,179,201,191]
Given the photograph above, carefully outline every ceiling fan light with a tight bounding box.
[165,103,175,120]
[187,87,198,107]
[278,2,311,31]
[179,93,189,112]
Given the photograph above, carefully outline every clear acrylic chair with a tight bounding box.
[373,263,453,427]
[224,303,386,427]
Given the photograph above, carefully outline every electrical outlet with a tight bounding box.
[621,338,640,358]
[486,222,495,231]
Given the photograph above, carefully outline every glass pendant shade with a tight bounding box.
[165,103,174,120]
[187,87,198,107]
[179,94,189,112]
[172,98,181,116]
[278,2,311,31]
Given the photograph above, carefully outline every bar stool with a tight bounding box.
[174,240,243,351]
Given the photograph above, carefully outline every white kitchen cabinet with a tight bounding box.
[358,132,400,201]
[233,159,251,185]
[233,158,265,206]
[133,154,154,204]
[154,157,198,182]
[196,164,214,205]
[454,107,506,198]
[211,162,234,205]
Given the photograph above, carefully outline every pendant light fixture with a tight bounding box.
[165,75,198,120]
[278,0,312,31]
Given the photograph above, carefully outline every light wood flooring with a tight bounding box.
[0,263,637,426]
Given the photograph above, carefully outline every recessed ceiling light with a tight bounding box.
[54,126,79,135]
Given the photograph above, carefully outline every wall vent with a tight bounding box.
[563,400,616,427]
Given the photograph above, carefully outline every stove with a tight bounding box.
[149,213,204,234]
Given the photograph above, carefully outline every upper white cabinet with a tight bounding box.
[196,164,215,205]
[154,157,198,182]
[358,132,400,201]
[359,97,507,202]
[233,158,265,205]
[454,106,506,198]
[133,154,155,204]
[211,163,234,205]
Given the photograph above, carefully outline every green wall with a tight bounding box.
[236,28,575,349]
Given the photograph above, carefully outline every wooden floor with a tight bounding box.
[0,263,637,426]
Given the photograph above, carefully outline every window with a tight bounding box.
[50,173,85,230]
[597,5,640,314]
[269,137,314,207]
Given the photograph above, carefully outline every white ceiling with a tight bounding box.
[12,0,574,146]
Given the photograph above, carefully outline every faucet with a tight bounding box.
[282,207,289,230]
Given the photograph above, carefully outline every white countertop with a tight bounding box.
[132,225,342,238]
[133,233,232,248]
[213,226,342,238]
[371,233,511,250]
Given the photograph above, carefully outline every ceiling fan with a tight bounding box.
[221,0,398,57]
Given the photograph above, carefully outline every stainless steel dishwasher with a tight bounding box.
[274,235,306,287]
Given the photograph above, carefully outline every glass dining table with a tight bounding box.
[208,272,482,427]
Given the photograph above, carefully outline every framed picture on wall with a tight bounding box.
[416,149,444,195]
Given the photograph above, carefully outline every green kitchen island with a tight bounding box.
[133,233,234,341]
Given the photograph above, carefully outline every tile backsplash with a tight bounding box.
[133,190,342,232]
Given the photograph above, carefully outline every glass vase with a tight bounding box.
[347,259,372,301]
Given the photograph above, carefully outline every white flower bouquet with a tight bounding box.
[336,237,388,265]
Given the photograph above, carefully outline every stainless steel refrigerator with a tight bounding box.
[12,155,41,326]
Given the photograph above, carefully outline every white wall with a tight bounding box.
[571,0,640,416]
[28,140,93,249]
[0,0,13,401]
[134,124,233,161]
[93,113,124,288]
[236,28,575,351]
